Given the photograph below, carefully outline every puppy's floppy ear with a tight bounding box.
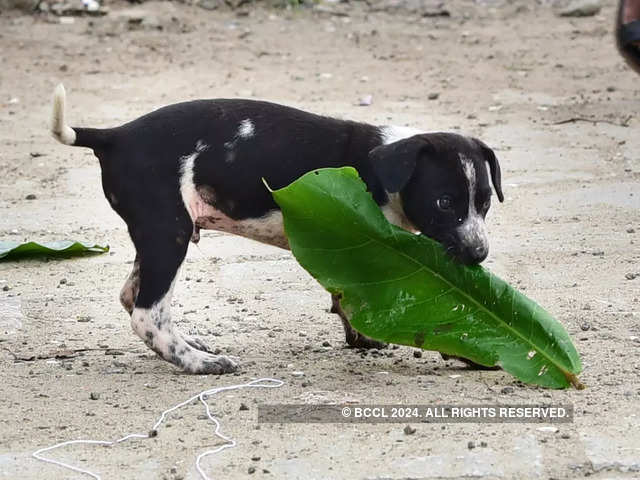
[474,138,504,203]
[368,136,426,193]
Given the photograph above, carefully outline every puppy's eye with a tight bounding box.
[436,196,453,211]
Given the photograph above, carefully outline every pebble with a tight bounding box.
[580,323,590,331]
[413,350,422,358]
[467,440,475,449]
[25,194,37,200]
[500,386,514,394]
[557,0,602,17]
[403,424,416,435]
[428,92,439,100]
[322,341,331,347]
[248,466,256,474]
[89,392,100,400]
[2,285,10,291]
[625,273,638,280]
[239,402,249,411]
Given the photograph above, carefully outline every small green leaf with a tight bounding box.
[271,167,583,389]
[0,240,109,260]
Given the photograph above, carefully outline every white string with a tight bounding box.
[32,378,284,480]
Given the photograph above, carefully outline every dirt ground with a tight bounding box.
[1,0,639,478]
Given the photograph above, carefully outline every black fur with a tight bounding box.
[56,94,504,373]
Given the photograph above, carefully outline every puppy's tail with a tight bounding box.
[51,84,111,149]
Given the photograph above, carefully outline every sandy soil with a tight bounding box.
[1,0,639,478]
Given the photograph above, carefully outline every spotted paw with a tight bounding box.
[189,354,239,375]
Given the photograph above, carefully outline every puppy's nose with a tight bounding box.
[472,245,488,262]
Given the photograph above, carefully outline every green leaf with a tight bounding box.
[271,167,583,389]
[0,240,109,260]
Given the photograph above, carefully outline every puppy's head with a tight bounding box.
[370,132,503,265]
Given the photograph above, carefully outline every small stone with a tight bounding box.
[413,350,422,358]
[580,323,591,331]
[403,425,416,435]
[500,386,514,394]
[248,466,256,474]
[427,92,439,100]
[59,278,67,285]
[358,94,373,106]
[25,194,37,200]
[561,433,571,439]
[239,403,249,411]
[627,228,635,234]
[89,392,100,400]
[625,273,638,280]
[537,426,558,433]
[322,341,331,347]
[558,0,602,17]
[2,285,10,291]
[467,441,476,449]
[480,441,488,447]
[251,456,261,461]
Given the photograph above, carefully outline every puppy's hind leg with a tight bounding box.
[130,224,237,374]
[331,294,387,349]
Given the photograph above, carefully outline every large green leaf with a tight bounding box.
[0,240,109,260]
[270,167,583,389]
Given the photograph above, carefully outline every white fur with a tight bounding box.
[457,153,488,251]
[381,193,418,232]
[179,142,209,222]
[51,84,76,145]
[130,278,237,374]
[379,125,423,145]
[178,142,288,248]
[238,118,255,138]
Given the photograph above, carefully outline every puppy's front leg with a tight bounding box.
[330,294,387,349]
[129,225,237,374]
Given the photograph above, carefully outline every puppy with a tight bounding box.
[51,84,503,374]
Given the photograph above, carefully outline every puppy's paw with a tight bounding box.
[189,354,239,375]
[347,334,388,350]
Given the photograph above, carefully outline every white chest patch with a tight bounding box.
[381,193,418,232]
[178,141,288,249]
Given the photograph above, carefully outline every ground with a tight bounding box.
[0,0,639,478]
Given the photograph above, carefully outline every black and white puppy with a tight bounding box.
[51,84,503,374]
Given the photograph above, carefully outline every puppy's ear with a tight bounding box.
[474,139,504,203]
[369,137,426,193]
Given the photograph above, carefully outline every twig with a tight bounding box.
[552,116,632,127]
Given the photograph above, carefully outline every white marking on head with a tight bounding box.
[457,153,488,252]
[237,119,255,138]
[379,125,424,145]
